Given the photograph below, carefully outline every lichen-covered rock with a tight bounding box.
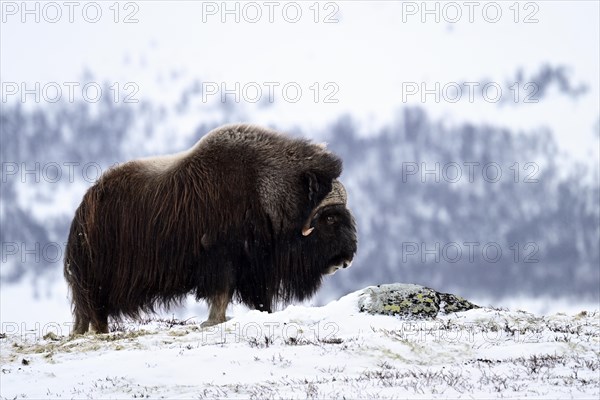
[357,283,479,318]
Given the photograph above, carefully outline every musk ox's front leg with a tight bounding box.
[201,290,232,328]
[252,298,272,313]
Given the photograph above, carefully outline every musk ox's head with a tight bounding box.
[301,179,357,275]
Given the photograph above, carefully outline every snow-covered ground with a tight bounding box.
[1,289,598,399]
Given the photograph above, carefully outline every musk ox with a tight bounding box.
[64,123,357,334]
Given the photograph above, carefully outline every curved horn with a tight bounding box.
[302,180,347,236]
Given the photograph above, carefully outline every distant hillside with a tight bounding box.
[1,69,598,304]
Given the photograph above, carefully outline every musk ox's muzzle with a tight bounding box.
[302,180,357,274]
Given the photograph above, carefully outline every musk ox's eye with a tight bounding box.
[326,215,336,225]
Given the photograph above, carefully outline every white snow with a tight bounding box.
[1,289,598,399]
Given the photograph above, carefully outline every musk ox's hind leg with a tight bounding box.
[72,308,91,335]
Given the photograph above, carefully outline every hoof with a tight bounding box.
[200,319,225,328]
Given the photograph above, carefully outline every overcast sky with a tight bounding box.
[2,1,599,161]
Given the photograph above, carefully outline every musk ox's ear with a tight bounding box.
[301,171,331,236]
[305,171,320,206]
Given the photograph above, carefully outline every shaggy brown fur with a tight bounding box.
[64,124,357,334]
